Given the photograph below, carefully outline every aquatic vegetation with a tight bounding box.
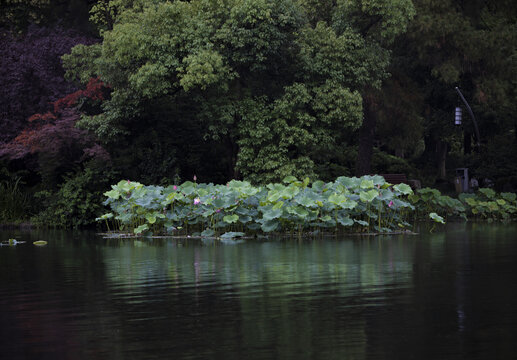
[459,189,517,222]
[410,187,517,223]
[98,176,416,237]
[409,188,467,222]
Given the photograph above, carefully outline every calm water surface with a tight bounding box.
[1,223,517,359]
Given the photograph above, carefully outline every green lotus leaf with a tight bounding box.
[393,183,413,195]
[145,213,157,224]
[478,188,496,199]
[223,214,239,224]
[501,192,517,202]
[282,175,298,184]
[296,196,317,208]
[312,180,325,192]
[360,179,374,189]
[201,228,215,237]
[320,215,332,222]
[354,219,369,226]
[429,212,445,224]
[33,240,48,246]
[487,202,499,211]
[336,177,360,188]
[134,224,149,234]
[212,198,226,208]
[359,189,378,203]
[238,215,252,223]
[262,208,283,220]
[289,206,309,219]
[337,215,353,227]
[261,219,279,232]
[104,189,121,199]
[273,201,284,210]
[96,213,114,221]
[267,191,282,202]
[220,231,245,239]
[328,193,347,205]
[465,197,477,206]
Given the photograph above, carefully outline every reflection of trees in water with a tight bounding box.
[100,236,416,359]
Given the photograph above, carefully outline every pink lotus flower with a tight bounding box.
[173,185,177,190]
[388,200,394,208]
[194,198,201,205]
[193,175,197,182]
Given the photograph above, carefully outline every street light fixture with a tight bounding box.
[454,87,480,147]
[455,107,462,125]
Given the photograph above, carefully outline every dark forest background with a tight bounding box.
[1,0,516,227]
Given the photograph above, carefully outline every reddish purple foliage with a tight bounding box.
[0,25,97,145]
[0,77,110,165]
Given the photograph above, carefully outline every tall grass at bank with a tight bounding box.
[0,176,32,224]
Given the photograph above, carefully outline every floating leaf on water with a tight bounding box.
[33,241,48,246]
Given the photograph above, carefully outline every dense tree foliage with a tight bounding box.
[62,0,414,184]
[388,0,517,183]
[0,26,96,145]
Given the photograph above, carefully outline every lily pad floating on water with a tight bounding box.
[33,241,48,246]
[0,239,26,246]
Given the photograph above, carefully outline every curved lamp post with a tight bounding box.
[455,87,481,148]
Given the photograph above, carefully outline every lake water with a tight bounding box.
[1,223,517,359]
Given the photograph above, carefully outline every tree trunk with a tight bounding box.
[355,96,376,176]
[436,140,447,180]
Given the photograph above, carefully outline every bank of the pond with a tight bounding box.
[98,175,517,238]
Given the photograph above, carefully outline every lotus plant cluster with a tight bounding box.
[98,175,417,237]
[409,187,517,222]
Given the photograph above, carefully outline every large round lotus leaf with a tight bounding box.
[393,183,413,195]
[336,176,361,188]
[359,189,378,203]
[337,215,353,226]
[360,179,374,189]
[223,214,239,224]
[282,176,298,184]
[262,208,283,220]
[312,180,326,192]
[261,219,279,232]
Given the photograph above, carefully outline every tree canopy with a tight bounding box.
[62,0,414,183]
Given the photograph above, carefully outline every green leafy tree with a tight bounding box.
[64,0,415,184]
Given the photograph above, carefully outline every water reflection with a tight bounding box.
[1,224,517,359]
